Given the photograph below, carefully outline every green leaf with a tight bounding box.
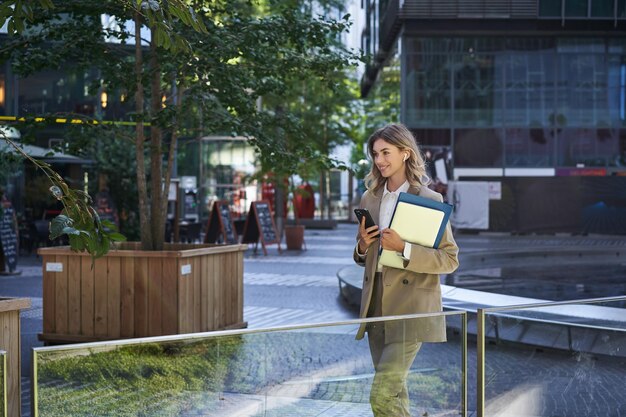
[50,215,73,240]
[68,234,85,252]
[107,232,127,242]
[100,219,117,229]
[62,226,81,236]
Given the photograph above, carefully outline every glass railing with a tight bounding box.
[33,311,467,417]
[477,296,626,417]
[0,350,6,417]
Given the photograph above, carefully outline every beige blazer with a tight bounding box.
[353,185,459,344]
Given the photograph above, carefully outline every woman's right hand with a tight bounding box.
[358,216,379,253]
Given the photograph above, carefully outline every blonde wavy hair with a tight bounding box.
[364,123,430,194]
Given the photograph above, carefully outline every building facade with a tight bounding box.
[362,0,626,234]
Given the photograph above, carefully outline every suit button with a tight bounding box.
[402,279,409,285]
[365,276,369,282]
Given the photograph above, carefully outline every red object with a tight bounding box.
[294,183,315,219]
[261,177,288,217]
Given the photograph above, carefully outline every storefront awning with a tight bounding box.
[0,126,92,164]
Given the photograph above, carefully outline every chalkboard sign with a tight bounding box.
[241,201,281,255]
[0,206,18,272]
[94,191,118,227]
[204,201,238,244]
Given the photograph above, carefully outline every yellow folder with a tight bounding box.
[379,192,452,269]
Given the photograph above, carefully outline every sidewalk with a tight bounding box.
[5,224,626,416]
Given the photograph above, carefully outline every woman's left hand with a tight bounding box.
[380,228,405,253]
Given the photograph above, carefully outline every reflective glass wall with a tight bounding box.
[403,36,626,168]
[477,297,626,417]
[33,313,467,417]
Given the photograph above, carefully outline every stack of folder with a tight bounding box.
[379,192,453,269]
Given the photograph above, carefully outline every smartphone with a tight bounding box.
[354,208,379,236]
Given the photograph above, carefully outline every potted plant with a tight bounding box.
[1,2,224,343]
[284,176,308,250]
[2,1,356,342]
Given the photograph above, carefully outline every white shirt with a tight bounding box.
[357,181,412,269]
[379,181,410,230]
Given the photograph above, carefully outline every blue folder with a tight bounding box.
[379,192,453,269]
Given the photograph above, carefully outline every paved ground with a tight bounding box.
[2,224,626,416]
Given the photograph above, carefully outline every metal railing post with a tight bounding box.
[477,308,486,417]
[462,312,468,417]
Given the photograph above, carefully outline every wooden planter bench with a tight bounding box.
[38,243,247,344]
[0,297,31,417]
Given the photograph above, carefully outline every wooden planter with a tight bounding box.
[284,225,305,250]
[0,297,31,417]
[38,243,247,344]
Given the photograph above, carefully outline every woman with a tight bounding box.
[354,123,459,417]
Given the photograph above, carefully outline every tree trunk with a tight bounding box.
[319,172,324,219]
[275,179,285,239]
[161,83,183,242]
[149,30,164,251]
[134,12,152,250]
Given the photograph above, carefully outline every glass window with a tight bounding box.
[18,69,101,116]
[404,52,451,126]
[453,52,497,126]
[409,128,451,147]
[556,54,609,127]
[565,0,588,16]
[591,0,614,16]
[557,37,605,53]
[557,127,619,166]
[403,35,625,168]
[502,52,557,127]
[504,127,555,167]
[539,0,562,17]
[453,129,503,167]
[620,0,626,17]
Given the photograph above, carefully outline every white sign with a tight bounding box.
[168,183,178,201]
[45,262,64,272]
[487,182,501,200]
[181,176,197,190]
[449,181,490,230]
[434,159,448,184]
[181,264,192,275]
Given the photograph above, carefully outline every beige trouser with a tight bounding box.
[367,272,422,417]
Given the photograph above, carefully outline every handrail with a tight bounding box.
[476,295,626,417]
[478,295,626,313]
[33,311,468,417]
[33,310,466,353]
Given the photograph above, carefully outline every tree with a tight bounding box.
[350,58,400,173]
[1,0,357,251]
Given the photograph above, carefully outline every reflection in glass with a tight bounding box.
[453,53,497,126]
[454,129,503,167]
[557,128,619,166]
[404,53,451,126]
[539,0,562,17]
[33,314,465,416]
[481,298,626,417]
[404,36,625,168]
[591,0,615,17]
[504,128,554,167]
[565,0,588,16]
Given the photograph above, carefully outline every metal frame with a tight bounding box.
[476,295,626,417]
[32,311,468,417]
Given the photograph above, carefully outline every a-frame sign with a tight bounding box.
[204,201,238,244]
[241,200,281,255]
